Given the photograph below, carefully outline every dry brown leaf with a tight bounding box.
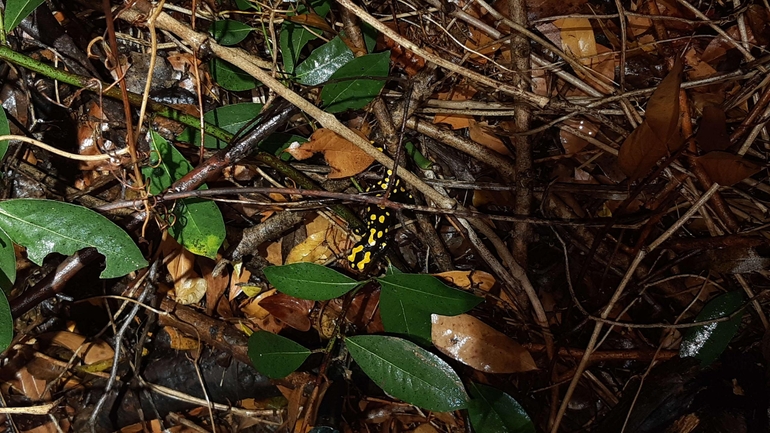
[412,423,439,433]
[229,265,254,301]
[696,105,731,153]
[431,314,537,373]
[259,293,314,331]
[285,128,373,179]
[175,277,208,306]
[618,59,684,180]
[162,326,200,351]
[684,48,717,80]
[433,83,477,130]
[468,120,510,155]
[560,118,600,154]
[696,152,762,186]
[241,289,276,321]
[435,270,496,292]
[465,27,502,63]
[285,13,333,33]
[286,230,332,264]
[554,18,596,63]
[48,331,114,365]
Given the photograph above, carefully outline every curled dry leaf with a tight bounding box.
[286,214,348,264]
[696,152,762,186]
[431,314,537,373]
[285,128,373,179]
[618,59,684,180]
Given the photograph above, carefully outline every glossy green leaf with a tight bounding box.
[280,21,318,75]
[377,273,482,344]
[378,290,433,345]
[4,0,44,32]
[321,51,389,113]
[377,273,483,315]
[467,383,535,433]
[210,19,252,46]
[346,335,469,412]
[210,58,258,92]
[0,108,10,162]
[680,291,744,366]
[191,103,263,149]
[0,289,11,353]
[0,227,15,292]
[0,199,146,278]
[295,37,354,86]
[263,263,360,301]
[142,132,225,258]
[248,331,311,379]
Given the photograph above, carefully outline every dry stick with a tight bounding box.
[508,0,534,268]
[550,184,720,433]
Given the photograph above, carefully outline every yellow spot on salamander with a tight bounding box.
[370,214,377,221]
[378,215,386,224]
[377,231,383,238]
[368,228,377,245]
[356,251,372,271]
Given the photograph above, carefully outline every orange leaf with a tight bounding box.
[554,18,597,63]
[431,314,537,373]
[433,83,477,130]
[696,105,731,152]
[259,293,314,331]
[285,128,373,179]
[285,13,332,33]
[697,152,762,186]
[468,120,510,155]
[618,59,684,180]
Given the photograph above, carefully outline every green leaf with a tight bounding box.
[142,132,225,259]
[0,108,10,162]
[0,227,15,292]
[280,21,318,75]
[263,263,360,301]
[361,21,377,53]
[405,142,432,169]
[4,0,45,32]
[346,335,469,412]
[210,58,258,92]
[377,273,483,315]
[192,103,264,149]
[233,0,257,10]
[467,383,535,433]
[294,37,354,86]
[0,289,11,353]
[680,291,744,366]
[378,273,482,344]
[248,331,311,379]
[296,0,331,17]
[0,199,146,278]
[210,19,252,46]
[321,51,389,113]
[259,133,307,160]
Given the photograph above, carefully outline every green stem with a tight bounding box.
[0,46,232,143]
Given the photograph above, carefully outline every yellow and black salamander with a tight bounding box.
[347,169,412,271]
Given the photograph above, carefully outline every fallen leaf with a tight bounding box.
[285,128,373,178]
[554,18,596,63]
[697,152,762,186]
[48,331,114,365]
[175,276,208,305]
[433,83,477,130]
[285,13,332,33]
[560,118,600,153]
[468,120,510,155]
[435,270,496,292]
[259,293,314,331]
[162,326,200,351]
[696,105,731,153]
[618,59,684,180]
[431,314,537,373]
